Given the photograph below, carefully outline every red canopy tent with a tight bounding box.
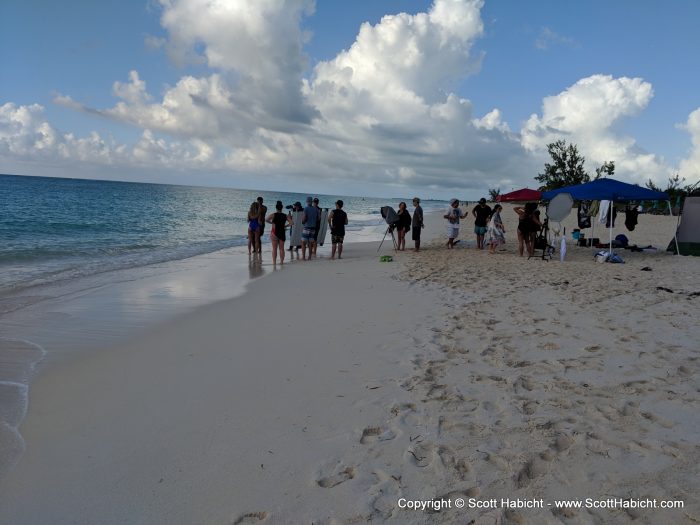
[496,188,542,203]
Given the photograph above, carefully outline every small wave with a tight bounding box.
[0,236,249,296]
[0,338,46,478]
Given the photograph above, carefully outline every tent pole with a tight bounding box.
[609,199,614,257]
[669,200,680,255]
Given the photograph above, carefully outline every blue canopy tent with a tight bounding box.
[541,178,676,256]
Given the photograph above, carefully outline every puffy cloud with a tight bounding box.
[0,102,221,169]
[521,74,671,184]
[158,0,318,124]
[678,108,700,182]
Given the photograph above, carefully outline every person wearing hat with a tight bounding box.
[301,196,319,260]
[472,197,493,250]
[444,199,466,248]
[328,199,348,259]
[411,197,424,251]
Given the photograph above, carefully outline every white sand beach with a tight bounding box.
[1,209,698,524]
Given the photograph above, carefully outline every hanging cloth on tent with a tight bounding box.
[589,200,600,218]
[605,205,617,228]
[577,202,591,228]
[625,206,639,231]
[599,200,610,224]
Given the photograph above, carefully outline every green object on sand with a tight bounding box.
[380,255,393,262]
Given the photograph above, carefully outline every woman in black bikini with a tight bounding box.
[514,202,540,257]
[266,201,293,265]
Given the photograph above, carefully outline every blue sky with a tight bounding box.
[2,0,699,199]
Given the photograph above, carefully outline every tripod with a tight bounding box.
[378,224,398,252]
[528,216,553,261]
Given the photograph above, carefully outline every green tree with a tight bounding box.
[488,188,501,201]
[535,140,590,191]
[594,160,615,179]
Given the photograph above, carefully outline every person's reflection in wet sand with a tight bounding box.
[248,256,265,279]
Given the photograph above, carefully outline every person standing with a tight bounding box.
[247,201,261,255]
[444,199,466,248]
[472,198,492,250]
[266,200,293,265]
[396,201,411,251]
[487,204,506,254]
[311,197,321,256]
[288,201,303,257]
[328,199,348,259]
[411,197,424,251]
[256,197,267,254]
[514,202,539,257]
[301,196,319,260]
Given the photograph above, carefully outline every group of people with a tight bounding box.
[247,196,348,264]
[391,198,425,251]
[443,198,543,256]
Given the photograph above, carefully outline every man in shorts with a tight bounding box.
[472,197,492,250]
[301,196,319,260]
[444,198,466,248]
[328,199,348,259]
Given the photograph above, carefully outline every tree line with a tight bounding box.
[489,139,699,202]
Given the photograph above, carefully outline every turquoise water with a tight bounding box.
[0,174,443,294]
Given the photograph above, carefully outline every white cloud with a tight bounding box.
[158,0,318,124]
[521,74,672,184]
[535,27,577,51]
[0,102,223,170]
[678,108,700,182]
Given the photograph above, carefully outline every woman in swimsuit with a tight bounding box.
[266,200,293,265]
[247,201,261,255]
[514,202,539,257]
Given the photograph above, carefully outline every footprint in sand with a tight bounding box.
[516,456,549,488]
[360,426,396,444]
[233,511,267,524]
[438,445,471,480]
[317,467,356,488]
[408,442,435,468]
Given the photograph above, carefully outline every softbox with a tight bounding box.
[381,206,399,225]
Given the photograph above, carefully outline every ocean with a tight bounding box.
[0,174,444,296]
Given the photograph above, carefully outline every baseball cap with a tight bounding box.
[479,198,486,204]
[313,197,319,203]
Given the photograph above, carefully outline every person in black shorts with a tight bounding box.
[472,198,492,250]
[328,200,348,259]
[266,200,293,265]
[411,197,424,251]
